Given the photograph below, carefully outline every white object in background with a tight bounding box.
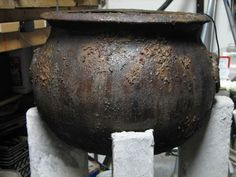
[222,45,236,81]
[179,96,234,177]
[26,107,88,177]
[112,130,154,177]
[220,80,236,94]
[104,0,196,12]
[219,56,231,80]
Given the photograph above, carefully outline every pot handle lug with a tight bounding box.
[209,52,220,92]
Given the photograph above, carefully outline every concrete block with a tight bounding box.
[179,96,234,177]
[26,107,88,177]
[97,154,177,177]
[112,129,154,177]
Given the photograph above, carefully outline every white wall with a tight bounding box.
[213,0,234,52]
[105,0,196,12]
[105,0,234,53]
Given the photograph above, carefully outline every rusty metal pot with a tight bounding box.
[31,10,218,155]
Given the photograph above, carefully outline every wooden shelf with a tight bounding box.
[0,22,19,33]
[0,0,76,9]
[0,0,99,9]
[0,27,50,53]
[0,20,46,33]
[0,19,49,53]
[0,0,99,52]
[15,0,76,8]
[0,1,15,9]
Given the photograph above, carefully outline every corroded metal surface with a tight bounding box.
[31,10,217,155]
[41,9,209,24]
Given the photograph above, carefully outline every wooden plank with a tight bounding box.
[0,27,50,53]
[77,0,99,6]
[0,7,90,22]
[0,0,98,9]
[34,20,47,29]
[0,22,19,33]
[0,20,46,33]
[0,8,52,22]
[0,0,15,9]
[15,0,76,7]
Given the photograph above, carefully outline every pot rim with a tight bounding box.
[41,9,209,24]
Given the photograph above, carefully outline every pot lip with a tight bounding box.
[41,9,210,24]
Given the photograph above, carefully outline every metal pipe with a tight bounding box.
[224,0,236,45]
[158,0,173,10]
[201,0,218,52]
[196,0,204,13]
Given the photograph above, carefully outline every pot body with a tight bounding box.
[31,11,216,155]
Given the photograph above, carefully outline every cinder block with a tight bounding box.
[26,107,88,177]
[179,96,234,177]
[112,129,154,177]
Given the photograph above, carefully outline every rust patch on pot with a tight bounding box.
[181,56,192,70]
[125,63,143,86]
[32,46,53,88]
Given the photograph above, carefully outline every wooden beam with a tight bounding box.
[0,27,50,53]
[0,20,47,33]
[0,22,19,33]
[0,7,95,23]
[15,0,76,8]
[34,20,47,29]
[0,8,54,23]
[0,0,99,9]
[0,0,76,8]
[0,0,15,9]
[77,0,99,6]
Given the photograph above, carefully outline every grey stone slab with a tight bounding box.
[26,107,88,177]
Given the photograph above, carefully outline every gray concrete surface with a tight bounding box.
[154,153,177,177]
[97,170,112,177]
[26,95,233,177]
[179,96,234,177]
[98,153,177,177]
[26,107,88,177]
[112,130,154,177]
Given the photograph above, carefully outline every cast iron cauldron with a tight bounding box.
[31,10,219,155]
